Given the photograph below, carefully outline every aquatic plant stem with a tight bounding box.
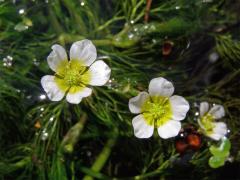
[83,137,117,180]
[60,113,88,154]
[144,0,152,23]
[58,34,113,46]
[48,5,63,35]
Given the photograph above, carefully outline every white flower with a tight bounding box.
[41,39,111,104]
[128,77,190,139]
[198,102,227,141]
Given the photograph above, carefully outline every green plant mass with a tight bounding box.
[0,0,240,179]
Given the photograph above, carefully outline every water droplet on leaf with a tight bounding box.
[39,94,46,100]
[18,8,25,15]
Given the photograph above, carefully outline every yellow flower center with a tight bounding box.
[54,60,91,93]
[141,96,172,127]
[64,65,86,86]
[200,113,215,134]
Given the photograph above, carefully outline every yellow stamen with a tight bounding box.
[54,60,91,93]
[200,113,215,135]
[141,96,172,127]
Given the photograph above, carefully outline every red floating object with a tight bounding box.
[175,126,202,154]
[187,134,201,150]
[162,40,174,56]
[175,139,188,154]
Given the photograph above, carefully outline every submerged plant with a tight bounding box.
[0,0,239,179]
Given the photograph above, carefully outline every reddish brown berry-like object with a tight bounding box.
[187,134,201,150]
[175,139,188,154]
[34,121,41,129]
[162,40,174,56]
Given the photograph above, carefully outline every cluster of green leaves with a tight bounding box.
[209,137,231,168]
[0,0,239,179]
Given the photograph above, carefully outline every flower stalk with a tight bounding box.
[60,113,87,154]
[83,136,117,180]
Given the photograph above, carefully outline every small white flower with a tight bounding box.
[41,39,111,104]
[129,77,190,139]
[198,102,227,141]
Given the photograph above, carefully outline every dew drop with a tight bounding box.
[19,9,25,15]
[152,39,157,44]
[86,151,92,157]
[26,95,32,99]
[49,116,54,122]
[16,89,21,93]
[80,1,85,6]
[33,58,40,66]
[133,27,138,32]
[3,55,13,67]
[186,40,191,49]
[227,156,234,162]
[144,25,149,29]
[209,52,219,63]
[195,112,199,116]
[41,131,48,141]
[128,33,134,39]
[39,94,46,100]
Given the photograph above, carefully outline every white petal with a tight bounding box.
[132,114,154,138]
[47,44,68,72]
[87,60,111,86]
[208,122,227,141]
[214,122,227,135]
[148,77,174,97]
[197,118,205,130]
[129,92,149,114]
[200,102,209,117]
[66,87,92,104]
[209,105,225,119]
[208,133,222,141]
[41,75,65,101]
[157,120,181,139]
[70,39,97,66]
[169,95,190,121]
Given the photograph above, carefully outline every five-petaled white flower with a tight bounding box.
[129,77,190,139]
[198,102,227,141]
[41,39,111,104]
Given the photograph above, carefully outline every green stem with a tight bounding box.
[60,113,87,154]
[93,39,113,46]
[58,34,113,46]
[14,157,31,169]
[80,166,111,179]
[48,5,63,35]
[0,157,31,175]
[61,0,86,33]
[83,137,117,180]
